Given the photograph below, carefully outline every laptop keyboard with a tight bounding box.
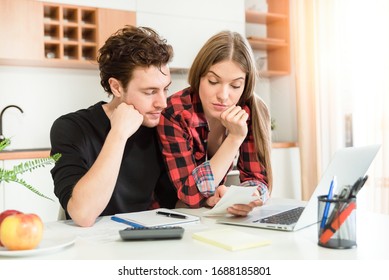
[253,207,305,225]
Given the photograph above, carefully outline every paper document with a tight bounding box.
[204,185,258,216]
[192,228,270,251]
[113,208,200,228]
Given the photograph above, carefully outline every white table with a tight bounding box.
[1,204,388,260]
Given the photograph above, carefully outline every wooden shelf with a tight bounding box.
[258,70,290,78]
[43,3,98,62]
[245,0,290,77]
[0,1,136,69]
[272,142,298,149]
[246,10,287,24]
[248,37,288,50]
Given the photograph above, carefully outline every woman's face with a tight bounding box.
[199,60,246,120]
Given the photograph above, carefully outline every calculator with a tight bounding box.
[119,226,185,241]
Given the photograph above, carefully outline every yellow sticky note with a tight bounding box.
[192,228,271,251]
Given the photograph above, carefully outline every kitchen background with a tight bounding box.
[0,0,300,221]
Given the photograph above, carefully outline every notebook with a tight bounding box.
[192,228,271,251]
[113,208,200,228]
[217,144,381,231]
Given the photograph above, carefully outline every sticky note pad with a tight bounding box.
[192,228,271,251]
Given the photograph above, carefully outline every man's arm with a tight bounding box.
[67,103,143,227]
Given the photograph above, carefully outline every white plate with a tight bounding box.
[0,233,76,257]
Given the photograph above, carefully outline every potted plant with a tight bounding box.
[0,138,61,201]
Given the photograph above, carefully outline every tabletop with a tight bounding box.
[1,203,388,260]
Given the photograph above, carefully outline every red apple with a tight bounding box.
[0,213,43,251]
[0,209,23,246]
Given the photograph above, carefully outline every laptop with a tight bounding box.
[217,144,381,231]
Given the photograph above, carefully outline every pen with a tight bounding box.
[320,176,336,230]
[326,185,350,225]
[110,216,145,228]
[156,211,187,219]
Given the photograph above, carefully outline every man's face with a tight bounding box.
[121,65,171,127]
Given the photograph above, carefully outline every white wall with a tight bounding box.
[268,76,298,142]
[0,66,109,149]
[2,160,59,222]
[136,0,245,69]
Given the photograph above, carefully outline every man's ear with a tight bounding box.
[109,78,122,97]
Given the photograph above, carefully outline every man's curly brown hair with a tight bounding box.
[97,25,174,95]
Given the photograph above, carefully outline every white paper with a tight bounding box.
[114,208,200,227]
[204,185,258,216]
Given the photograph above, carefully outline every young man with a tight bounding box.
[50,26,176,227]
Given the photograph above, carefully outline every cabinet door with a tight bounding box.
[97,8,136,48]
[0,0,44,60]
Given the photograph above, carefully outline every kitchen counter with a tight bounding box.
[0,143,297,161]
[0,148,51,160]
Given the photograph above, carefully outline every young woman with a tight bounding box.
[157,30,272,216]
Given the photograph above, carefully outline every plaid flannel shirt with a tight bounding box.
[157,88,269,208]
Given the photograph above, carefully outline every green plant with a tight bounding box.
[0,138,61,201]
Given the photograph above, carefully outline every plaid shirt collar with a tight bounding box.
[188,88,208,128]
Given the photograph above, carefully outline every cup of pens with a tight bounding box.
[317,194,357,249]
[317,175,368,249]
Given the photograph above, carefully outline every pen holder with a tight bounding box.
[317,195,357,249]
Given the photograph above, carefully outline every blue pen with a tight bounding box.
[110,216,145,228]
[320,176,337,230]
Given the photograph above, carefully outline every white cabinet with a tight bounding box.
[1,159,60,222]
[271,147,302,200]
[136,0,245,69]
[226,147,302,200]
